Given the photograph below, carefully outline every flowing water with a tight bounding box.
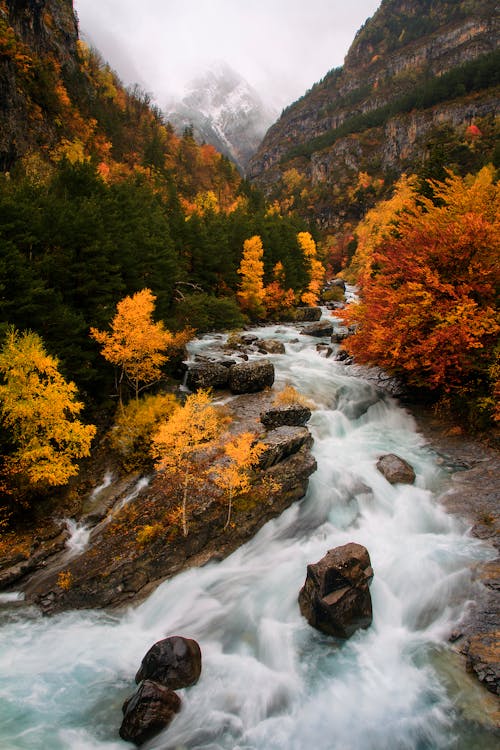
[64,520,92,559]
[0,323,497,750]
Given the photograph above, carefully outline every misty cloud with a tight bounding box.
[74,0,380,110]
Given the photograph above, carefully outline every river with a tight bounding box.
[0,322,497,749]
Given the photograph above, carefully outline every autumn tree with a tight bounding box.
[297,232,325,306]
[150,390,224,536]
[345,174,419,281]
[109,393,178,470]
[91,288,192,401]
[0,328,96,490]
[263,261,296,318]
[341,167,500,420]
[211,432,265,530]
[237,235,265,318]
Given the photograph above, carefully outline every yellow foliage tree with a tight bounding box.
[109,393,178,469]
[91,289,192,401]
[237,235,265,318]
[273,384,315,410]
[193,190,219,215]
[211,432,265,530]
[151,390,224,536]
[0,328,96,489]
[298,232,325,306]
[346,174,419,281]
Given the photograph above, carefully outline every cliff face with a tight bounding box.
[248,0,499,225]
[5,0,77,63]
[0,0,78,169]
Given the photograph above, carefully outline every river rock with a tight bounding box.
[326,278,346,291]
[257,339,286,354]
[135,636,202,689]
[335,349,353,363]
[186,362,230,391]
[259,426,312,469]
[331,326,350,343]
[228,360,275,394]
[298,543,374,638]
[119,679,181,746]
[316,343,334,357]
[294,306,322,322]
[465,631,500,695]
[376,454,416,484]
[260,404,312,429]
[300,321,334,338]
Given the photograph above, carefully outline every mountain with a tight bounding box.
[249,0,499,228]
[0,0,312,404]
[166,63,277,174]
[0,0,79,169]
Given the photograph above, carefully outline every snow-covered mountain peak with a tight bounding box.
[165,62,277,173]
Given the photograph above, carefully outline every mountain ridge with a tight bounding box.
[248,0,499,227]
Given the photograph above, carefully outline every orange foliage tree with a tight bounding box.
[0,328,96,489]
[211,432,265,530]
[237,235,265,318]
[298,232,325,306]
[341,167,500,414]
[264,262,296,318]
[150,390,224,536]
[91,288,192,401]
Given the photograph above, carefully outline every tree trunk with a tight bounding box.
[224,489,233,531]
[182,470,189,536]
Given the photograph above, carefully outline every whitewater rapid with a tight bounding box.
[0,322,497,750]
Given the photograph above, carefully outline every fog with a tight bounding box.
[74,0,380,111]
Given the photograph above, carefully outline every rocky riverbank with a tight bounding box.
[410,406,499,697]
[6,387,316,614]
[0,321,498,703]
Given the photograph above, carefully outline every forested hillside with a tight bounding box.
[249,0,499,231]
[0,0,315,395]
[0,0,322,514]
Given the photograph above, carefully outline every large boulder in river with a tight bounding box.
[229,360,275,394]
[376,454,415,484]
[331,326,350,344]
[259,426,312,469]
[120,680,181,746]
[260,404,312,429]
[300,321,334,338]
[257,339,286,354]
[295,306,322,322]
[135,636,202,689]
[298,543,374,638]
[186,362,230,391]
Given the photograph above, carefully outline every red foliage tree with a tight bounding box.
[341,168,500,408]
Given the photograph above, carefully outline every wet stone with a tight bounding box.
[135,636,202,690]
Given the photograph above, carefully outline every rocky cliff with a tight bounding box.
[0,0,78,169]
[249,0,499,227]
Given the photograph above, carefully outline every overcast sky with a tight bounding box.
[74,0,381,111]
